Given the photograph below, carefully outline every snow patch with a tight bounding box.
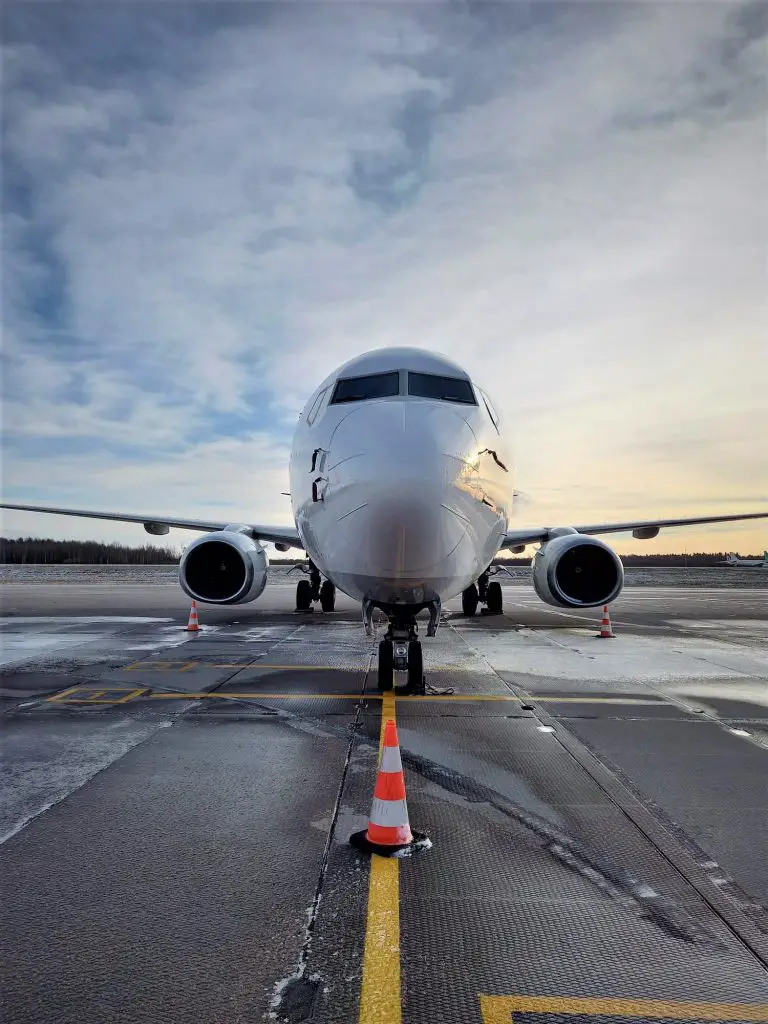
[393,836,433,857]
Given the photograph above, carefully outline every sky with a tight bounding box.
[1,1,766,556]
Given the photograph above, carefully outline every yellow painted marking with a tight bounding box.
[479,994,768,1023]
[160,662,256,670]
[48,684,88,701]
[109,688,150,704]
[147,691,374,700]
[149,693,222,699]
[227,664,347,671]
[48,686,149,705]
[358,687,401,1023]
[396,694,663,704]
[124,660,198,672]
[123,661,343,672]
[522,695,663,705]
[125,660,624,674]
[359,855,400,1023]
[96,689,668,705]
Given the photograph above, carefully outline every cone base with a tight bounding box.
[350,829,429,858]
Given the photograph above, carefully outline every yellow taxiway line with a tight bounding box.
[358,689,402,1024]
[53,689,666,705]
[479,994,768,1022]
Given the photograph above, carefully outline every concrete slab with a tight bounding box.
[565,718,768,907]
[0,716,353,1024]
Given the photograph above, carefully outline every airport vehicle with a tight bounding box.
[720,551,768,568]
[3,347,767,691]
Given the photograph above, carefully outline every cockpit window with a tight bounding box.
[305,387,328,425]
[330,371,400,404]
[407,371,476,404]
[477,387,500,431]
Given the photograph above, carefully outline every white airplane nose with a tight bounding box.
[329,399,479,474]
[324,401,479,579]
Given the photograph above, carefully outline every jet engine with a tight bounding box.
[179,527,268,605]
[532,533,623,608]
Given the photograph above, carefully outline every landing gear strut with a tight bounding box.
[462,568,503,616]
[377,614,425,695]
[295,560,335,612]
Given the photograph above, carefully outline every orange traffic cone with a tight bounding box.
[185,600,200,632]
[350,719,429,856]
[596,604,615,638]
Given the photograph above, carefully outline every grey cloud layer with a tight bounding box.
[1,3,765,542]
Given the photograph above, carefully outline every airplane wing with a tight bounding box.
[501,511,768,550]
[0,502,303,549]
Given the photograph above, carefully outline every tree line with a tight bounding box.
[1,537,756,567]
[1,537,180,564]
[496,552,752,567]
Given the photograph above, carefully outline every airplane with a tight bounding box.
[3,347,767,693]
[720,551,768,568]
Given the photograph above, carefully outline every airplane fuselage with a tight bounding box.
[288,348,513,608]
[722,552,767,568]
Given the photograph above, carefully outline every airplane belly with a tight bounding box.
[308,496,481,605]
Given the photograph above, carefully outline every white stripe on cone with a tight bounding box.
[379,747,403,774]
[369,797,410,828]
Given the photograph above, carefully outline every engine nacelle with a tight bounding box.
[532,533,623,608]
[179,527,268,605]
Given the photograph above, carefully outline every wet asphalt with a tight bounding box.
[1,575,767,1022]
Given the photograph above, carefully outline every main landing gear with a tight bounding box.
[373,601,440,696]
[462,568,503,617]
[295,560,336,612]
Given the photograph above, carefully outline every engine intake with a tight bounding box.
[533,534,623,608]
[180,528,268,605]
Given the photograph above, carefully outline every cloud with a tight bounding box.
[1,2,766,553]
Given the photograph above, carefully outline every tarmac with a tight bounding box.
[1,570,767,1023]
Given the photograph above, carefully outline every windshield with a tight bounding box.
[330,371,401,404]
[407,371,476,404]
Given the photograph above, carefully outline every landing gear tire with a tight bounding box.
[486,580,503,615]
[296,579,312,611]
[320,580,336,612]
[462,584,479,617]
[407,640,423,693]
[378,639,394,692]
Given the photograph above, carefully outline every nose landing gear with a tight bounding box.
[462,568,503,616]
[377,618,425,695]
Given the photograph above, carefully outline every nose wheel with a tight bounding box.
[377,639,394,691]
[377,621,425,695]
